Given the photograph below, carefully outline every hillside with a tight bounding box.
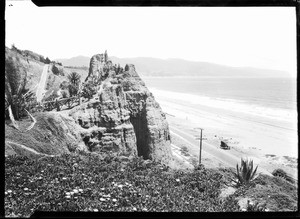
[56,56,289,78]
[5,47,45,93]
[5,49,298,216]
[5,153,298,217]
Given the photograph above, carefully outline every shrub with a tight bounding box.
[52,65,59,75]
[60,81,69,90]
[5,56,31,120]
[45,57,51,64]
[272,168,288,179]
[272,169,294,184]
[234,158,258,186]
[68,84,78,97]
[125,64,129,71]
[81,80,97,100]
[180,146,189,156]
[246,200,267,212]
[39,56,46,63]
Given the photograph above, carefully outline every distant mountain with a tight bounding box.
[56,56,90,67]
[56,56,289,78]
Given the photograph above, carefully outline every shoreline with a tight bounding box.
[149,88,298,178]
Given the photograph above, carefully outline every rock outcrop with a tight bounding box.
[69,52,172,163]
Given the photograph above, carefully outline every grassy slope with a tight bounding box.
[5,48,44,92]
[5,112,86,157]
[43,66,88,101]
[5,152,297,217]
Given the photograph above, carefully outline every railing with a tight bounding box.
[42,96,81,111]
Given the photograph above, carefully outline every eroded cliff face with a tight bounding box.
[69,53,172,163]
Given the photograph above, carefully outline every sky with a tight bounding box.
[5,0,297,77]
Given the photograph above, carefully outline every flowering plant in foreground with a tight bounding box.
[5,153,298,216]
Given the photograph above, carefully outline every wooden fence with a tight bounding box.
[42,96,81,111]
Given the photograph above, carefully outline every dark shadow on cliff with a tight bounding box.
[130,109,150,160]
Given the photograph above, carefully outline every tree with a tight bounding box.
[52,65,60,75]
[67,72,81,97]
[45,57,51,64]
[39,56,46,63]
[67,72,81,87]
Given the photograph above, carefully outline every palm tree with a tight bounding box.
[67,72,81,97]
[67,72,81,87]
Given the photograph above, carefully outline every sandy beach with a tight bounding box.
[149,88,298,180]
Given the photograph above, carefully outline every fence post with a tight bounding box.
[56,99,60,111]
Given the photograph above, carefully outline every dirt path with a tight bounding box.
[5,140,57,159]
[36,64,49,102]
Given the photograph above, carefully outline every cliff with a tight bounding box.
[5,50,172,164]
[69,52,172,163]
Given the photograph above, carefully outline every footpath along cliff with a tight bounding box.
[69,51,172,163]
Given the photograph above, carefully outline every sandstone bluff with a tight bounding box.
[69,52,172,163]
[5,51,172,164]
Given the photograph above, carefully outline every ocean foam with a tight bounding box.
[149,88,297,123]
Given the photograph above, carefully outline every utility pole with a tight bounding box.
[199,128,203,165]
[194,127,204,165]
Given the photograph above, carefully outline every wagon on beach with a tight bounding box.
[220,141,230,150]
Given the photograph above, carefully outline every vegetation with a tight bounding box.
[65,66,89,70]
[5,56,35,120]
[65,72,81,97]
[234,158,258,186]
[45,57,51,64]
[246,200,267,212]
[232,173,298,212]
[51,64,64,76]
[125,64,130,71]
[5,153,241,217]
[81,79,97,100]
[67,72,81,87]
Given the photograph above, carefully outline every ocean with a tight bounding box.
[141,77,297,125]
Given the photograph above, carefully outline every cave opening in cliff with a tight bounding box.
[130,112,150,159]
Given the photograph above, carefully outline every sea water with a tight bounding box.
[142,77,297,127]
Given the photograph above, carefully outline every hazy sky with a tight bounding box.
[5,1,296,76]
